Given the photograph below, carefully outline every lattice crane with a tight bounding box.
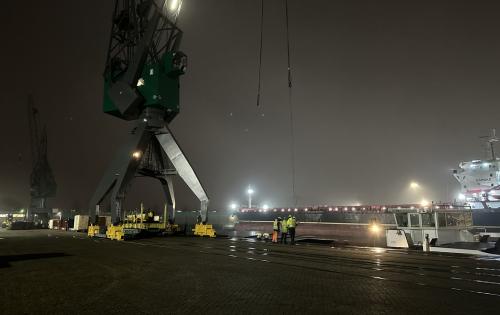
[89,0,210,225]
[28,95,57,212]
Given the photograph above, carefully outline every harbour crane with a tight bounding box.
[27,94,57,216]
[89,0,211,233]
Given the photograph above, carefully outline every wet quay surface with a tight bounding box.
[1,229,500,314]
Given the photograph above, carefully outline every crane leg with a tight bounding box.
[159,175,176,224]
[155,124,209,223]
[88,122,150,223]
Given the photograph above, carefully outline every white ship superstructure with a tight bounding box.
[453,159,500,201]
[453,129,500,209]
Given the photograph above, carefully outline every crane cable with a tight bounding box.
[256,0,264,107]
[285,0,296,206]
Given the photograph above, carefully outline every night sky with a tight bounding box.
[1,0,500,212]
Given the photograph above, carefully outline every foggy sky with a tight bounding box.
[1,0,500,211]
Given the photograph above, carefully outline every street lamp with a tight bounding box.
[230,203,237,211]
[410,182,420,189]
[420,199,429,207]
[247,187,254,208]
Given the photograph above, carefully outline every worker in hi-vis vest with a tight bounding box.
[280,217,288,244]
[287,215,297,244]
[272,217,281,243]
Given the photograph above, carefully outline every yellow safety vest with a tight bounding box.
[288,218,296,228]
[273,220,279,230]
[281,221,288,233]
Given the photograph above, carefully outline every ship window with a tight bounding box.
[492,184,494,187]
[422,213,435,227]
[395,214,408,227]
[445,213,466,227]
[410,213,420,227]
[491,174,493,177]
[446,214,456,227]
[438,213,447,227]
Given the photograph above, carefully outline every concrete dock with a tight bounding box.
[1,229,500,314]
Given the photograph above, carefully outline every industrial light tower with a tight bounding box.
[247,186,254,208]
[89,0,209,224]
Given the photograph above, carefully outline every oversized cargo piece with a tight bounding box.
[73,215,89,231]
[48,219,60,230]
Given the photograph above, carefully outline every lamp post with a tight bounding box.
[247,187,254,208]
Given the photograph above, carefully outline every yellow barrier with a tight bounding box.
[87,225,100,237]
[106,225,124,241]
[193,223,216,238]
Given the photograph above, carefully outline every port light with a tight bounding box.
[410,182,420,189]
[420,199,429,207]
[370,223,381,234]
[132,151,142,159]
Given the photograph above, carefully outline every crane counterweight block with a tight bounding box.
[108,81,144,119]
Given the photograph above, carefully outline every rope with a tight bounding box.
[285,0,292,89]
[285,0,296,205]
[256,0,264,107]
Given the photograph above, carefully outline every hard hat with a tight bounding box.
[288,215,292,218]
[278,217,281,220]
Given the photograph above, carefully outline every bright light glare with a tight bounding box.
[247,188,254,195]
[370,223,381,234]
[410,182,420,189]
[132,151,142,159]
[371,247,385,254]
[230,203,237,210]
[458,193,466,200]
[169,0,179,11]
[263,204,269,210]
[420,199,429,207]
